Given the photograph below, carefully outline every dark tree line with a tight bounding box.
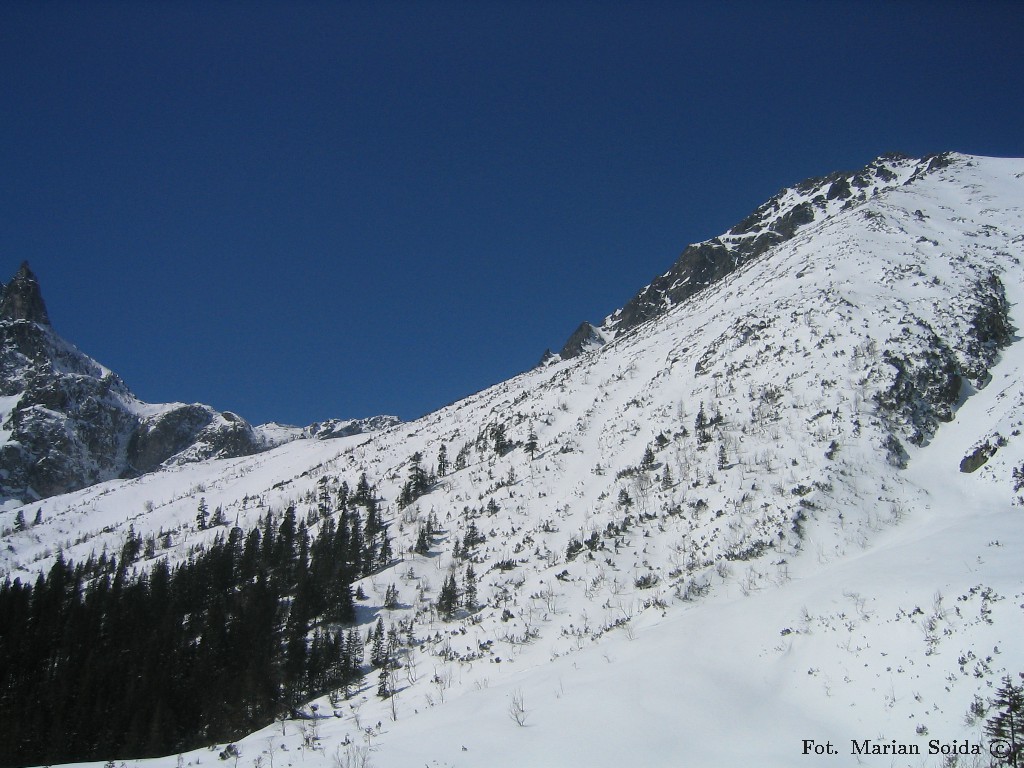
[0,484,390,768]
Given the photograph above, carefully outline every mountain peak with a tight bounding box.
[547,152,956,363]
[0,261,51,325]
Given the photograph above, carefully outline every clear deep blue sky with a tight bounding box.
[2,1,1022,425]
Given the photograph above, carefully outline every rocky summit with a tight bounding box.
[550,152,959,361]
[0,266,397,503]
[0,261,51,325]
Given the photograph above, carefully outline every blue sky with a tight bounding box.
[2,1,1022,426]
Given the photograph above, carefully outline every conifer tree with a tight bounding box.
[463,564,478,612]
[371,618,387,667]
[987,675,1024,767]
[386,625,400,666]
[399,452,431,508]
[336,480,350,510]
[437,572,459,620]
[455,443,469,471]
[414,527,430,555]
[437,443,449,477]
[317,479,332,518]
[525,426,538,460]
[661,464,674,490]
[354,473,372,506]
[196,497,209,529]
[378,530,393,568]
[462,521,484,551]
[343,627,363,685]
[492,423,509,455]
[121,524,142,564]
[641,446,656,471]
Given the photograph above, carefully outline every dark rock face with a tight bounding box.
[557,322,607,360]
[875,332,961,447]
[132,407,268,472]
[0,264,400,502]
[0,344,137,497]
[550,153,953,362]
[873,272,1014,452]
[960,441,999,473]
[963,272,1014,384]
[0,264,266,502]
[0,262,51,325]
[303,415,400,440]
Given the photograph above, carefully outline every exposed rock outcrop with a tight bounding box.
[0,262,51,325]
[0,264,401,503]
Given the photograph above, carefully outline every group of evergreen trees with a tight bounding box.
[0,430,540,767]
[0,481,389,767]
[436,564,477,620]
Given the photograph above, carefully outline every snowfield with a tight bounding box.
[3,153,1024,767]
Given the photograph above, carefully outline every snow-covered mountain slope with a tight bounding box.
[546,152,960,362]
[0,264,398,505]
[4,152,1024,768]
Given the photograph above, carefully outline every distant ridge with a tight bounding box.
[0,265,397,502]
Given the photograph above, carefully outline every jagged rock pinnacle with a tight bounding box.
[0,261,51,324]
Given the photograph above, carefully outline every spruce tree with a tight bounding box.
[462,521,484,551]
[463,564,478,612]
[342,627,363,688]
[661,465,674,490]
[414,527,430,555]
[491,423,509,456]
[640,446,656,471]
[525,426,538,460]
[195,497,209,530]
[370,618,387,667]
[354,473,372,506]
[454,443,469,471]
[378,530,393,568]
[386,625,400,673]
[987,675,1024,767]
[437,572,459,620]
[437,444,449,477]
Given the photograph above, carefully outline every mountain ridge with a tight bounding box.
[3,152,1024,768]
[545,151,959,363]
[0,266,397,504]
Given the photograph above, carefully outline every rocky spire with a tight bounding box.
[0,261,50,324]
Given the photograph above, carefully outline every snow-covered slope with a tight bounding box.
[3,153,1024,767]
[546,152,959,362]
